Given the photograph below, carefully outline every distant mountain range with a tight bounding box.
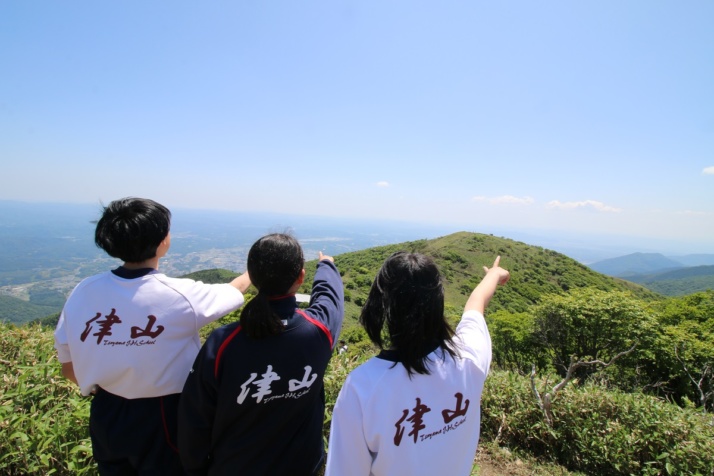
[588,252,714,296]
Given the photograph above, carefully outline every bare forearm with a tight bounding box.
[464,256,510,315]
[230,271,251,293]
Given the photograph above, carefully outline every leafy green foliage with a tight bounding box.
[481,370,714,475]
[531,288,656,380]
[627,265,714,296]
[0,322,95,474]
[640,274,714,297]
[488,286,713,409]
[487,310,547,374]
[643,291,714,409]
[2,303,712,475]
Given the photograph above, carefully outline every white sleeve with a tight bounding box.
[160,277,245,326]
[325,379,373,476]
[454,309,492,376]
[188,282,245,325]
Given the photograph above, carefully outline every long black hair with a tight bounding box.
[240,233,304,339]
[360,251,457,377]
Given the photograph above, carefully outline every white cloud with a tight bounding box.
[703,166,714,175]
[471,195,534,205]
[546,199,622,213]
[376,181,390,187]
[679,209,708,216]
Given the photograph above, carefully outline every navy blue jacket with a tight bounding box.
[178,260,344,476]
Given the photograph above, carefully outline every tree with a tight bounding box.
[531,288,655,383]
[530,344,637,427]
[647,291,714,411]
[487,310,546,374]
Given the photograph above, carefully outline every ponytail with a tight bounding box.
[240,292,285,339]
[239,233,304,339]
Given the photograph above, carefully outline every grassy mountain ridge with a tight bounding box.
[300,231,660,334]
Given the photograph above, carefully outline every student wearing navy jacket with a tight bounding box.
[178,233,344,476]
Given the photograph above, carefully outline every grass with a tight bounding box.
[2,320,712,475]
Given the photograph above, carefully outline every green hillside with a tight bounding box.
[636,275,714,296]
[180,268,239,284]
[628,265,714,296]
[299,231,660,334]
[0,294,60,325]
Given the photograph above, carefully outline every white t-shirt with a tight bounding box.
[326,310,491,476]
[54,271,244,398]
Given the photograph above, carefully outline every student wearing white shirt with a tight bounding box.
[326,252,509,476]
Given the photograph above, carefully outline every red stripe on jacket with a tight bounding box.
[296,309,333,348]
[214,325,243,379]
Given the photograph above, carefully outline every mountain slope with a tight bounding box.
[0,294,60,325]
[180,268,239,283]
[301,232,660,332]
[626,265,714,296]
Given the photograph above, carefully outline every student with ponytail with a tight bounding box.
[178,233,344,476]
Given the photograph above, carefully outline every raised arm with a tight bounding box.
[464,256,510,315]
[306,252,344,349]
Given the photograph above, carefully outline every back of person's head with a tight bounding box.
[240,233,305,339]
[94,197,171,263]
[360,251,456,377]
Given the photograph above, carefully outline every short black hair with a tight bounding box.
[240,233,305,339]
[94,197,171,263]
[360,251,456,377]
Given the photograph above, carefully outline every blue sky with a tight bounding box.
[2,1,713,253]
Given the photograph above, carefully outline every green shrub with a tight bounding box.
[481,370,714,475]
[0,323,95,475]
[553,384,713,475]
